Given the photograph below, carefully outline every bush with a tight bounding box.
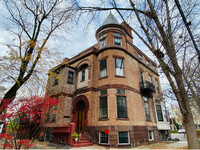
[196,130,200,138]
[170,130,178,134]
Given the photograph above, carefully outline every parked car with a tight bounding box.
[178,129,186,134]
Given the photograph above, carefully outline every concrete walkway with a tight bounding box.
[71,141,188,149]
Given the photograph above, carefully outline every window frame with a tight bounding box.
[113,32,122,46]
[156,105,164,122]
[116,89,127,119]
[99,59,107,78]
[67,70,74,84]
[155,79,160,93]
[146,60,150,66]
[153,65,156,71]
[99,90,108,119]
[81,69,85,81]
[100,34,106,48]
[118,131,130,145]
[138,54,142,60]
[149,75,152,83]
[143,97,151,121]
[53,71,59,86]
[115,58,125,77]
[148,130,154,141]
[99,132,109,144]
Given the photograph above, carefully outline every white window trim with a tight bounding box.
[148,130,154,141]
[118,131,130,145]
[156,104,165,122]
[99,132,109,145]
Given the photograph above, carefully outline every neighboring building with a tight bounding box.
[170,101,200,130]
[44,13,170,147]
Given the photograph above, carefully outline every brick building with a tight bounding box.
[44,13,170,147]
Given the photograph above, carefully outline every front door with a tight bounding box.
[75,110,85,132]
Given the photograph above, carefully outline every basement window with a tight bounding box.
[99,132,109,144]
[118,132,130,145]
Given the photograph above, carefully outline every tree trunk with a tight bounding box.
[0,83,20,114]
[175,73,200,149]
[184,115,199,149]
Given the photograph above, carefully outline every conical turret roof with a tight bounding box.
[102,12,119,26]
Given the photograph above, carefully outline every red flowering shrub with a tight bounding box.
[0,95,59,149]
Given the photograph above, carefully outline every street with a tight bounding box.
[171,133,187,141]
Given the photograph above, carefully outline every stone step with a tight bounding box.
[71,133,93,147]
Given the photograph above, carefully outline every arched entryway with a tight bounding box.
[72,95,89,132]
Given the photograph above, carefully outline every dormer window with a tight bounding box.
[100,34,106,48]
[114,32,122,46]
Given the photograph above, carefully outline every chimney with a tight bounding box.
[121,22,132,37]
[63,57,69,63]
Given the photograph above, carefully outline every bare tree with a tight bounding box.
[0,0,75,114]
[73,0,200,148]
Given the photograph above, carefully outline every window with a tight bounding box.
[153,65,156,71]
[138,54,142,60]
[114,32,122,46]
[114,37,121,46]
[81,70,85,81]
[155,79,160,93]
[67,71,74,84]
[114,32,121,37]
[54,72,59,86]
[54,79,58,86]
[100,39,106,48]
[100,34,106,48]
[146,60,150,66]
[149,75,152,83]
[156,105,164,121]
[99,90,108,119]
[144,97,151,121]
[117,89,127,118]
[118,132,129,144]
[99,132,109,144]
[115,58,124,76]
[140,71,145,83]
[148,131,154,141]
[100,59,107,78]
[100,34,106,39]
[51,114,56,123]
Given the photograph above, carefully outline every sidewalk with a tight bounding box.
[71,141,188,149]
[0,139,188,149]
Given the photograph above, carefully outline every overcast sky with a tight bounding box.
[0,1,175,106]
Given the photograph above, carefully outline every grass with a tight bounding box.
[170,130,178,134]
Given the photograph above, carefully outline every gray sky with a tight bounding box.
[0,0,173,106]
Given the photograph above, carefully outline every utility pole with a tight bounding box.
[175,0,200,63]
